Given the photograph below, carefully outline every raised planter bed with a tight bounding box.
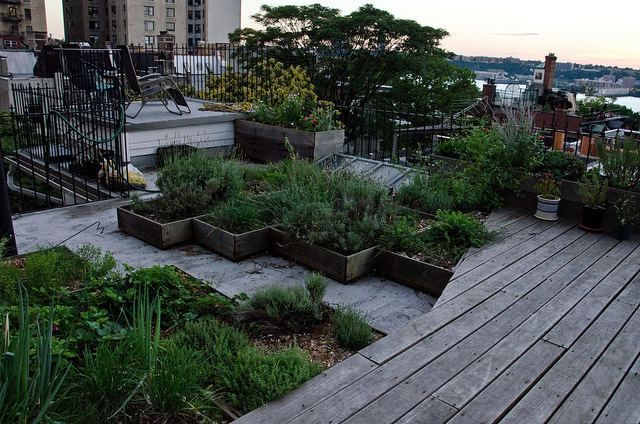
[235,120,345,162]
[193,218,271,261]
[269,227,377,284]
[117,206,194,249]
[374,249,454,296]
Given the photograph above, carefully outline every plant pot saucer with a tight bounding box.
[578,224,605,232]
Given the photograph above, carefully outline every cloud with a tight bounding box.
[493,32,540,37]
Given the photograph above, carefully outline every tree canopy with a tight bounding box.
[230,4,457,109]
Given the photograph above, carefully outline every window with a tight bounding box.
[188,10,193,19]
[144,6,153,15]
[112,20,116,30]
[66,21,73,28]
[25,25,32,32]
[4,40,18,48]
[166,7,174,17]
[144,21,154,31]
[89,35,99,44]
[194,24,200,33]
[194,0,200,5]
[166,22,175,31]
[123,4,126,12]
[89,21,99,30]
[88,6,98,16]
[111,5,115,14]
[112,35,117,44]
[24,8,31,19]
[145,35,154,45]
[187,0,192,5]
[104,7,108,15]
[166,0,175,3]
[194,10,200,19]
[23,0,30,3]
[187,24,193,33]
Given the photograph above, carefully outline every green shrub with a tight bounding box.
[169,318,322,413]
[145,346,207,416]
[597,137,640,190]
[203,197,268,233]
[576,170,608,207]
[304,272,328,304]
[331,305,374,350]
[219,345,322,412]
[535,150,586,181]
[236,283,327,333]
[379,215,425,254]
[135,153,246,221]
[425,210,493,262]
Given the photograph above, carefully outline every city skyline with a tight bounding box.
[44,0,639,70]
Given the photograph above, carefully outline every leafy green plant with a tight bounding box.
[203,197,269,234]
[534,173,561,199]
[613,193,639,226]
[0,286,71,423]
[304,272,328,304]
[331,305,374,350]
[425,210,492,263]
[251,97,342,131]
[597,137,640,190]
[576,170,608,208]
[379,215,425,254]
[236,282,327,333]
[535,150,586,181]
[133,153,246,222]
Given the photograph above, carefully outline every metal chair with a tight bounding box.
[116,44,191,119]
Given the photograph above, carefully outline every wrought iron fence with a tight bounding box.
[5,47,129,213]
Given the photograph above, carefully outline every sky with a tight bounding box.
[45,0,640,70]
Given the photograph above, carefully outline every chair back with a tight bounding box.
[115,45,141,94]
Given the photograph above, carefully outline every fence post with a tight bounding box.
[0,147,18,256]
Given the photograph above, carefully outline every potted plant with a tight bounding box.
[533,172,561,221]
[612,193,639,240]
[576,169,608,231]
[117,154,245,249]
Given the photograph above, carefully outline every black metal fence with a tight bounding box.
[5,47,128,213]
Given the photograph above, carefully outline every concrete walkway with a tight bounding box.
[11,197,438,335]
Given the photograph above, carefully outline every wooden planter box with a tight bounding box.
[117,206,194,249]
[269,227,377,284]
[193,218,271,261]
[235,119,345,162]
[375,249,454,296]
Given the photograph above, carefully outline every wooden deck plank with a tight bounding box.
[394,396,457,424]
[499,276,640,424]
[453,214,547,277]
[548,295,640,424]
[595,355,640,424]
[343,267,580,424]
[543,244,640,348]
[361,225,598,365]
[481,206,529,231]
[232,354,378,424]
[445,340,564,424]
[431,233,619,409]
[438,219,576,305]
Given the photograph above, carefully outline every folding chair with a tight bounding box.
[116,45,191,119]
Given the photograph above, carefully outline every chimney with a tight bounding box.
[543,53,557,93]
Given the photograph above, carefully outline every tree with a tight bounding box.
[379,57,481,114]
[230,4,453,109]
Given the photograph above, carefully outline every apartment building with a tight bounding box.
[63,0,240,47]
[0,0,47,50]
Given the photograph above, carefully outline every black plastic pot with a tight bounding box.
[579,205,606,231]
[611,221,635,241]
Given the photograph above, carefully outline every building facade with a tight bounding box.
[0,0,47,50]
[63,0,240,47]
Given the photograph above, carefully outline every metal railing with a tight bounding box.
[5,47,129,213]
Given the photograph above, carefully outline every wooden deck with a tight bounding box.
[234,207,640,424]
